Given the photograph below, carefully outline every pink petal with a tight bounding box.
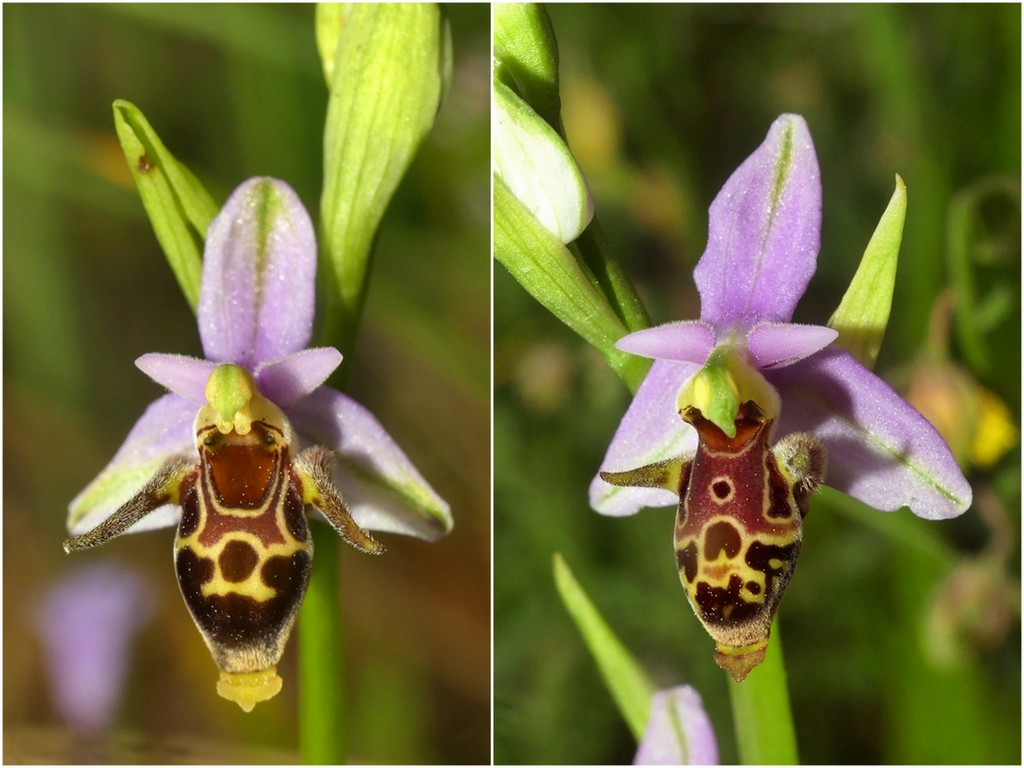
[287,387,452,540]
[770,347,972,520]
[198,178,317,368]
[135,353,217,404]
[615,321,715,363]
[634,685,719,765]
[590,359,699,516]
[68,394,195,536]
[255,347,344,408]
[746,322,837,369]
[34,563,154,734]
[694,114,821,327]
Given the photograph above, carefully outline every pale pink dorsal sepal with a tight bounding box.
[694,114,821,328]
[197,178,317,369]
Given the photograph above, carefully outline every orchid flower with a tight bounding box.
[69,177,451,543]
[590,114,971,683]
[34,563,154,733]
[591,114,972,524]
[634,685,719,765]
[65,177,451,709]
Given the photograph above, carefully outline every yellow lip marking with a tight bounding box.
[216,667,283,712]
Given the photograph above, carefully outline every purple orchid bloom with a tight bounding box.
[634,685,719,765]
[34,563,154,733]
[590,114,971,523]
[69,177,451,544]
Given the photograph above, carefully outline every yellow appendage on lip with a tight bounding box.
[198,363,292,444]
[715,637,768,683]
[216,667,283,712]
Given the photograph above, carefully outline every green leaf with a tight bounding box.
[493,2,562,133]
[828,174,907,370]
[493,80,593,244]
[552,553,655,740]
[494,176,649,391]
[319,3,447,351]
[112,99,219,312]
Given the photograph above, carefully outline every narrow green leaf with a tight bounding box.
[319,3,446,351]
[494,176,649,391]
[112,100,219,312]
[553,553,655,740]
[828,174,907,370]
[493,2,562,133]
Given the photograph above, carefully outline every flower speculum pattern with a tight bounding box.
[602,385,826,682]
[65,365,383,711]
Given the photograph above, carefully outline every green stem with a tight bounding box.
[299,532,344,763]
[728,619,799,764]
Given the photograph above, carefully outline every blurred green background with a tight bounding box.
[4,4,489,764]
[495,4,1020,765]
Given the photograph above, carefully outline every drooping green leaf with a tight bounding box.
[552,553,655,741]
[112,100,219,312]
[829,174,906,370]
[494,176,648,391]
[319,3,447,351]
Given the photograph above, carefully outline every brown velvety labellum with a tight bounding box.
[674,401,807,682]
[175,420,312,677]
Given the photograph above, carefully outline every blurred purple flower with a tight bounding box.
[34,562,153,733]
[634,685,718,765]
[591,114,971,521]
[68,177,451,543]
